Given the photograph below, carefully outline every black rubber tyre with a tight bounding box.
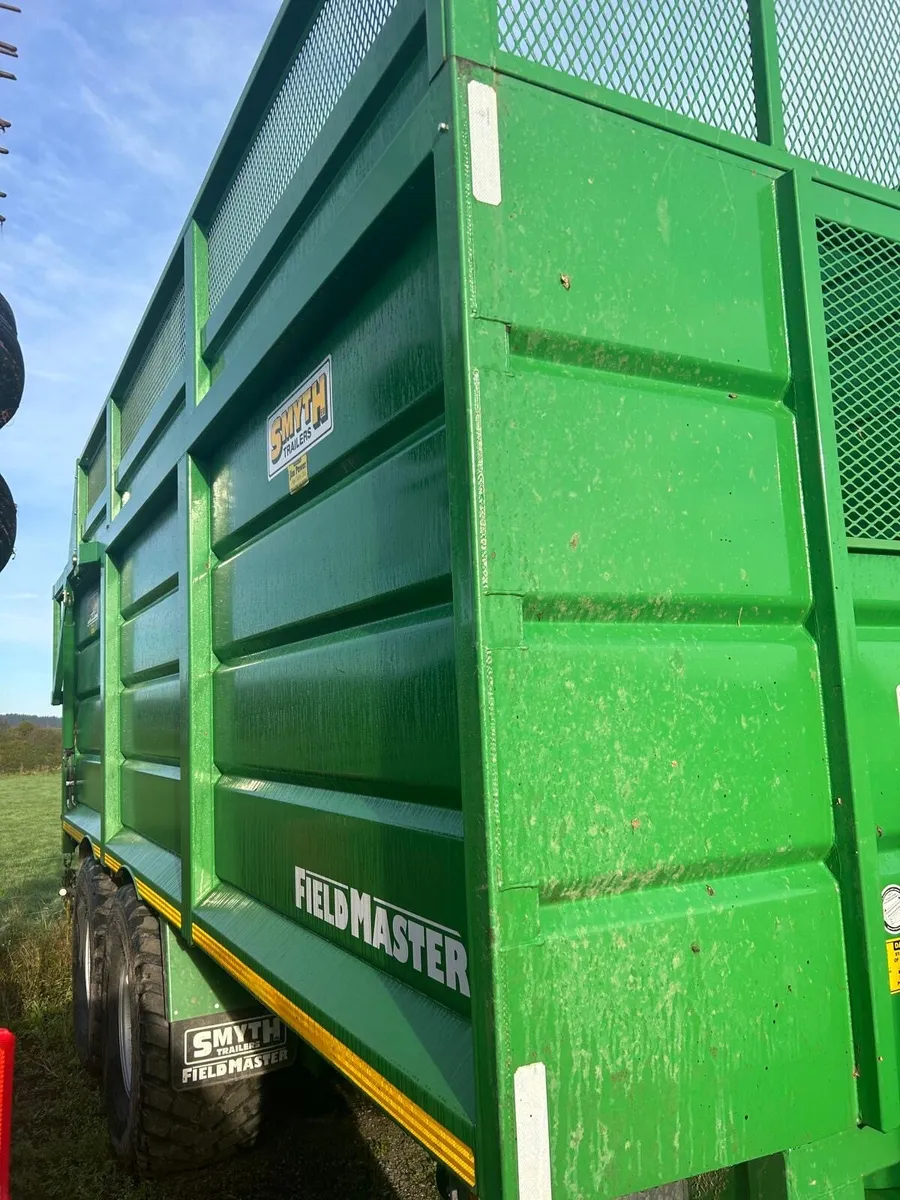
[103,883,266,1176]
[72,855,115,1076]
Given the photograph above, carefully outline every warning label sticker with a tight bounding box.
[267,358,333,481]
[886,939,900,995]
[288,455,309,494]
[884,884,900,934]
[171,1010,295,1090]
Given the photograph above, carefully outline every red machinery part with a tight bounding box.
[0,1028,14,1200]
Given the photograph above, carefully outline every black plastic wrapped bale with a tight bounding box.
[0,292,16,335]
[0,292,23,430]
[0,472,15,572]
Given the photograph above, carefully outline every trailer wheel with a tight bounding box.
[103,883,265,1175]
[72,855,115,1075]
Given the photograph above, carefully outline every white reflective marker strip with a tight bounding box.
[468,80,502,206]
[514,1062,553,1200]
[895,683,900,720]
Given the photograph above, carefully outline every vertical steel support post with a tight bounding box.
[179,220,217,939]
[776,170,900,1133]
[748,0,786,149]
[434,61,503,1200]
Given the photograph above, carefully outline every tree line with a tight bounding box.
[0,716,61,773]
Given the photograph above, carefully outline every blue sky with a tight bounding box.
[0,0,280,714]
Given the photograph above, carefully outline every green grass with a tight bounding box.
[0,776,438,1199]
[0,774,65,921]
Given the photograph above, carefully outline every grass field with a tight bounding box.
[0,775,440,1199]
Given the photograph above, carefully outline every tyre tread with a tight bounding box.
[108,884,264,1175]
[73,854,116,1075]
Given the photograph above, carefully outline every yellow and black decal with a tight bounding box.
[887,938,900,995]
[267,357,333,481]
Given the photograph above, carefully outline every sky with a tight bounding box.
[0,0,281,714]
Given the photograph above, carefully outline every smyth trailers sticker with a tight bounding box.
[172,1010,295,1090]
[267,357,333,481]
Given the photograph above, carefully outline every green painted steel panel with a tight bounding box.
[215,777,468,1014]
[214,611,459,801]
[472,88,788,396]
[74,583,100,648]
[106,826,183,905]
[73,581,104,811]
[74,754,102,814]
[210,220,442,555]
[120,504,179,614]
[195,884,476,1140]
[121,676,181,764]
[75,639,100,698]
[75,694,103,756]
[451,66,857,1196]
[161,922,256,1022]
[63,803,101,848]
[54,0,900,1194]
[213,426,450,656]
[491,624,832,890]
[121,589,180,684]
[515,865,851,1191]
[119,760,181,856]
[479,366,808,617]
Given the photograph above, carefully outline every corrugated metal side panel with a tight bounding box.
[208,209,472,1015]
[74,580,102,812]
[118,505,182,855]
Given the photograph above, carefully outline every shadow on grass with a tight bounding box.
[2,910,440,1200]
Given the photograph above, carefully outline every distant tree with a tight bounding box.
[0,719,60,773]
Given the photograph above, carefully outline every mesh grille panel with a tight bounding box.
[86,440,106,512]
[120,283,186,457]
[497,0,757,139]
[776,0,900,189]
[207,0,397,313]
[817,220,900,542]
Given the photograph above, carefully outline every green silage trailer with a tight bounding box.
[51,0,900,1195]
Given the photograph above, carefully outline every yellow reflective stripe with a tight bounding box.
[62,820,82,843]
[60,822,181,929]
[191,923,476,1187]
[92,844,101,860]
[134,880,182,930]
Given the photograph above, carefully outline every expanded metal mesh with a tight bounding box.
[497,0,757,139]
[775,0,900,189]
[817,220,900,542]
[86,440,106,512]
[119,283,186,457]
[206,0,397,313]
